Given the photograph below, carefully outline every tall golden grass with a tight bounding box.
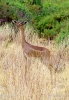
[0,24,69,100]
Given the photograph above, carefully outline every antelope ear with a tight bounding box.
[21,21,27,25]
[12,20,17,24]
[24,21,27,24]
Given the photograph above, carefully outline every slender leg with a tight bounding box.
[24,53,31,85]
[50,69,56,88]
[26,57,31,86]
[23,54,27,85]
[49,62,56,88]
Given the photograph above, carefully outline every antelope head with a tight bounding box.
[17,21,27,27]
[12,20,27,26]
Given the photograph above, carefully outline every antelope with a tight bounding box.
[17,22,50,59]
[16,21,56,86]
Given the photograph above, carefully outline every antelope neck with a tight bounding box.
[20,26,26,47]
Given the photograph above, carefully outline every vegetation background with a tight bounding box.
[0,0,69,100]
[0,0,69,42]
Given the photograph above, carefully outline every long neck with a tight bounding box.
[20,26,26,48]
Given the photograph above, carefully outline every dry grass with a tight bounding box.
[0,24,69,100]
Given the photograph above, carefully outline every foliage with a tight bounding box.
[55,19,69,43]
[0,0,69,42]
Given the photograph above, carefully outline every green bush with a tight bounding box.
[0,0,69,42]
[55,19,69,43]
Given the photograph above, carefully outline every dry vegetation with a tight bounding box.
[0,24,69,100]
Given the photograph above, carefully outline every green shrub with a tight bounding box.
[55,19,69,43]
[0,0,69,42]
